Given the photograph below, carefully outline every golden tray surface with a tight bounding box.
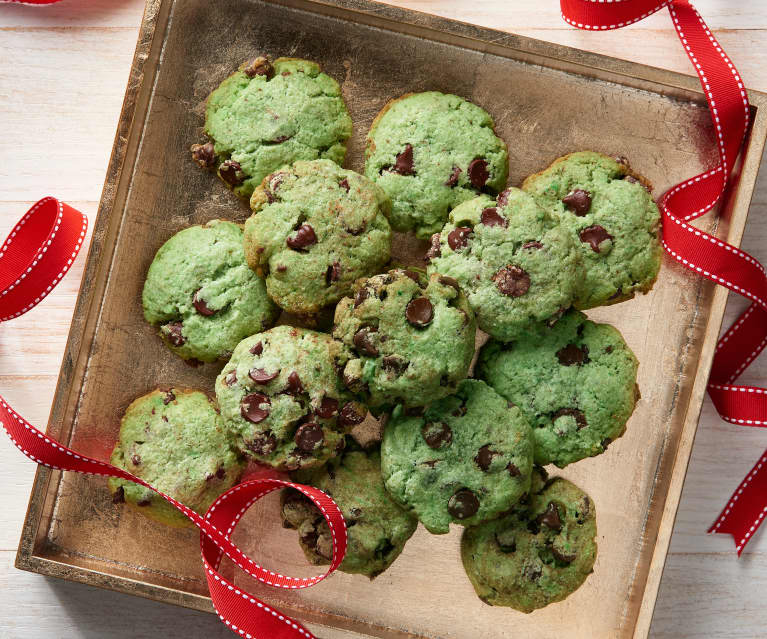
[15,1,767,637]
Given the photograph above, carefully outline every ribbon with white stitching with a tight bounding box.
[561,0,767,555]
[0,199,348,637]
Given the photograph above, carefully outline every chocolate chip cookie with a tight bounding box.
[332,269,476,411]
[281,447,418,578]
[195,57,352,199]
[521,151,661,308]
[243,159,393,315]
[426,189,582,342]
[142,220,279,363]
[214,326,365,470]
[365,92,509,240]
[108,389,244,528]
[381,380,534,534]
[461,471,597,612]
[477,309,639,467]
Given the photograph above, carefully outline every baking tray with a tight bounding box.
[14,1,767,637]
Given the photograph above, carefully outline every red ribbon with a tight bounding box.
[0,199,348,636]
[561,0,767,555]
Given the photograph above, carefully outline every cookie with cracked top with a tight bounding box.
[197,57,352,199]
[333,268,476,411]
[215,326,365,470]
[381,380,534,534]
[281,448,417,578]
[426,189,582,342]
[365,92,509,240]
[142,220,279,363]
[243,159,392,315]
[461,473,597,612]
[521,151,661,308]
[108,389,244,528]
[477,309,639,467]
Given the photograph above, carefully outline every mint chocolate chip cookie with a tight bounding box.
[461,472,597,612]
[142,220,279,363]
[521,151,661,308]
[195,57,352,199]
[243,160,392,315]
[381,380,534,535]
[333,269,476,412]
[215,326,365,471]
[108,389,244,528]
[281,447,418,578]
[477,309,639,468]
[426,189,581,342]
[365,92,509,239]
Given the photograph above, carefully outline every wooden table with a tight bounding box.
[1,1,765,637]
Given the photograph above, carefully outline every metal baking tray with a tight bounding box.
[15,1,767,637]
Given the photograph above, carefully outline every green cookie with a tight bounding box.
[381,380,534,534]
[461,472,597,612]
[142,220,279,363]
[426,189,581,342]
[333,269,476,411]
[243,160,392,315]
[215,326,366,470]
[477,309,639,468]
[108,389,244,528]
[522,151,661,308]
[365,92,509,239]
[196,57,352,199]
[281,448,418,578]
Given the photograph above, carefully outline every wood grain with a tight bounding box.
[1,1,766,638]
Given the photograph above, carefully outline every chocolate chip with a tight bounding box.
[164,322,185,347]
[243,56,275,79]
[353,327,379,357]
[406,297,433,327]
[276,264,287,273]
[325,261,341,285]
[480,207,507,228]
[421,422,452,450]
[624,175,639,184]
[382,356,408,375]
[163,390,176,405]
[112,486,125,504]
[523,564,542,581]
[191,142,216,168]
[286,371,303,395]
[339,178,350,192]
[445,165,462,187]
[507,463,521,477]
[338,402,366,427]
[316,397,339,419]
[579,225,613,253]
[354,287,370,308]
[216,467,226,479]
[265,173,286,203]
[438,276,460,292]
[219,160,245,186]
[474,445,499,471]
[601,437,612,450]
[137,498,151,507]
[496,189,512,207]
[537,502,562,531]
[241,392,271,423]
[250,341,263,356]
[447,227,473,251]
[604,345,614,354]
[493,265,530,297]
[249,368,279,384]
[556,343,589,366]
[552,407,587,430]
[614,155,630,167]
[448,489,480,519]
[246,431,277,455]
[522,240,543,250]
[295,422,324,452]
[562,189,592,215]
[425,232,442,261]
[287,224,317,251]
[467,158,490,189]
[131,454,141,466]
[552,546,577,563]
[192,289,216,316]
[390,144,415,175]
[402,270,421,284]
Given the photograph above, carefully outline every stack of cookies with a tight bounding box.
[109,54,662,613]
